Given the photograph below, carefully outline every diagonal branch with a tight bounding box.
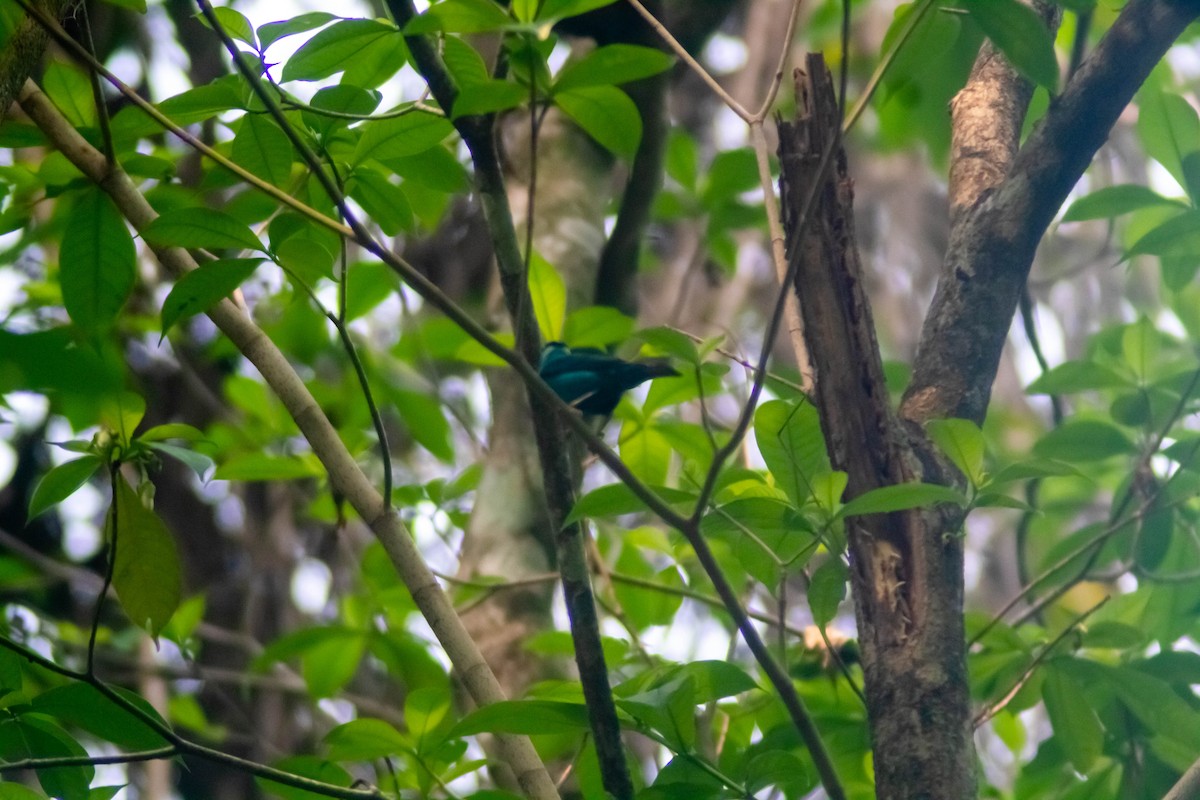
[386,5,635,795]
[902,0,1200,425]
[16,79,561,800]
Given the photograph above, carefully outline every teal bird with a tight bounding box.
[538,342,679,416]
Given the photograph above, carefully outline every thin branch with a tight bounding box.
[196,0,394,507]
[973,597,1107,728]
[752,0,805,122]
[0,747,179,772]
[77,1,113,162]
[842,0,936,133]
[0,637,386,800]
[86,464,118,677]
[663,325,807,394]
[624,0,751,121]
[16,78,561,800]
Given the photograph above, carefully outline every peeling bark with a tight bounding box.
[778,57,972,800]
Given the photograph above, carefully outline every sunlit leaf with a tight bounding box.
[28,455,103,519]
[161,258,262,337]
[110,474,182,638]
[60,187,136,334]
[143,207,265,252]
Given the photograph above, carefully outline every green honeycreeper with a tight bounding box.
[538,342,679,416]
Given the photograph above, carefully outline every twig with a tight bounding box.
[0,746,179,772]
[624,0,751,122]
[87,464,119,677]
[973,597,1107,728]
[16,76,561,800]
[0,636,386,800]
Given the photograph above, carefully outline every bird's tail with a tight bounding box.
[635,360,680,379]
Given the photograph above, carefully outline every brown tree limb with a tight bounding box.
[902,0,1200,425]
[778,55,972,800]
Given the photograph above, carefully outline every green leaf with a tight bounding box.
[110,474,182,637]
[1032,419,1135,462]
[808,558,848,626]
[100,0,147,12]
[42,60,97,128]
[1025,360,1132,394]
[1062,184,1183,222]
[343,261,400,321]
[537,0,618,20]
[971,492,1033,511]
[701,147,759,205]
[259,12,339,50]
[753,399,830,507]
[614,555,684,630]
[701,498,815,586]
[347,169,413,235]
[562,306,635,348]
[926,418,986,487]
[450,700,591,737]
[324,718,407,761]
[393,389,454,463]
[1107,666,1200,752]
[101,391,145,446]
[281,19,400,82]
[352,113,455,165]
[565,483,694,525]
[1137,86,1200,191]
[452,79,528,118]
[231,114,293,187]
[555,85,641,157]
[554,44,674,91]
[28,455,103,519]
[148,442,214,481]
[276,236,336,284]
[303,85,381,137]
[1126,209,1200,259]
[142,207,265,252]
[636,326,700,363]
[199,6,256,48]
[0,714,92,799]
[60,187,137,334]
[1122,316,1160,382]
[404,0,512,34]
[1041,662,1103,771]
[257,755,354,800]
[838,482,968,519]
[406,685,452,748]
[665,130,698,191]
[161,258,262,337]
[511,0,537,23]
[968,0,1059,90]
[676,660,759,702]
[527,251,566,341]
[620,420,672,485]
[441,34,492,88]
[214,453,324,481]
[143,76,245,132]
[0,783,48,800]
[140,423,206,443]
[32,683,171,750]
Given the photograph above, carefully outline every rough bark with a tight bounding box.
[0,0,72,121]
[778,57,971,800]
[902,0,1200,425]
[780,2,1200,798]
